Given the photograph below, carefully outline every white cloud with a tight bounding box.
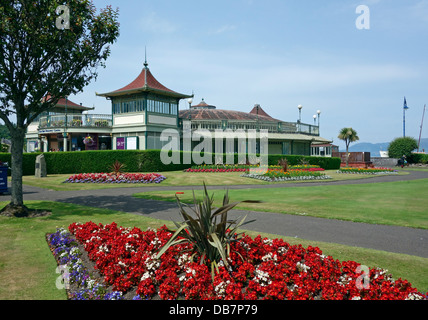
[212,24,237,34]
[138,12,177,34]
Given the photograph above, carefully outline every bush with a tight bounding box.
[409,153,428,164]
[0,151,342,176]
[387,137,418,160]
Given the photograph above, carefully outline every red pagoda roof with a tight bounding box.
[97,62,192,99]
[249,104,273,119]
[191,98,216,109]
[42,95,93,111]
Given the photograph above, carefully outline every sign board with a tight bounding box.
[116,137,125,150]
[126,137,138,150]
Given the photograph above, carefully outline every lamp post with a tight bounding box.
[403,97,409,137]
[317,109,321,127]
[297,105,303,133]
[64,95,68,152]
[187,97,193,124]
[313,114,317,125]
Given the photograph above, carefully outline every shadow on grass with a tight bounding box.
[54,195,179,218]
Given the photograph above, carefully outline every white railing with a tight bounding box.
[39,114,112,129]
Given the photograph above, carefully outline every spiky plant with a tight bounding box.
[156,183,259,279]
[109,160,126,176]
[278,158,289,172]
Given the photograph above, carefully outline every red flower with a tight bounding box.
[67,222,425,300]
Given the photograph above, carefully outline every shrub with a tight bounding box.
[387,137,418,160]
[156,183,258,278]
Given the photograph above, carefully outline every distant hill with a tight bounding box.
[342,138,428,157]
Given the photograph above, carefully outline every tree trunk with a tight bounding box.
[345,144,349,167]
[3,128,29,217]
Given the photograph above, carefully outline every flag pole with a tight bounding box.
[418,104,426,152]
[403,97,409,137]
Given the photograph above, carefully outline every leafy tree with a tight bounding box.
[0,124,12,140]
[338,127,359,167]
[387,137,418,160]
[0,0,120,217]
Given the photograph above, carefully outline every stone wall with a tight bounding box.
[371,157,399,168]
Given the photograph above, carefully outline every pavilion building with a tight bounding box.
[180,99,331,156]
[26,96,112,152]
[96,59,193,150]
[26,60,333,157]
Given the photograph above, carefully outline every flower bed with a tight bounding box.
[63,172,166,184]
[46,221,426,300]
[242,168,331,182]
[184,164,252,173]
[47,228,126,300]
[185,164,325,173]
[338,167,397,175]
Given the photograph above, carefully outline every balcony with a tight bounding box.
[184,120,319,136]
[38,114,112,129]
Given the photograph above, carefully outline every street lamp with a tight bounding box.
[187,97,193,109]
[64,95,68,152]
[317,110,321,126]
[313,114,317,125]
[297,105,303,122]
[403,97,409,137]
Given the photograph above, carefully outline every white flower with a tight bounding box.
[214,280,230,296]
[263,238,273,245]
[277,247,288,255]
[178,253,191,267]
[254,268,272,286]
[86,279,96,289]
[296,261,310,272]
[70,247,80,256]
[406,293,424,300]
[141,272,151,282]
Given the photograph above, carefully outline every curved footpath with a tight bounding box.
[5,170,428,258]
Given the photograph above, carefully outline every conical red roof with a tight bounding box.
[42,95,93,111]
[249,104,273,118]
[113,68,176,94]
[97,63,192,99]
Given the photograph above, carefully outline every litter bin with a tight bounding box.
[0,163,9,193]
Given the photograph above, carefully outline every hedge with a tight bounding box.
[0,151,341,176]
[408,153,428,164]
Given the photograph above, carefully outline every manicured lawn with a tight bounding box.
[134,179,428,229]
[18,169,405,191]
[0,201,427,299]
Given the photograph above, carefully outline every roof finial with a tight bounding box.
[144,46,148,69]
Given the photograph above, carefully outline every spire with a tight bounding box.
[144,46,149,69]
[144,47,148,86]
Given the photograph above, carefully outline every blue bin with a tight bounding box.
[0,166,8,193]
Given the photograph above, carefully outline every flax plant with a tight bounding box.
[156,183,259,279]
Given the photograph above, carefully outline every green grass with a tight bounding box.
[0,201,427,299]
[134,179,428,229]
[18,169,406,191]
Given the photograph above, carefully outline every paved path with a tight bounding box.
[3,170,428,258]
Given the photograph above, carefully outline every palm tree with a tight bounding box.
[338,127,360,167]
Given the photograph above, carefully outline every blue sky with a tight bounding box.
[71,0,428,149]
